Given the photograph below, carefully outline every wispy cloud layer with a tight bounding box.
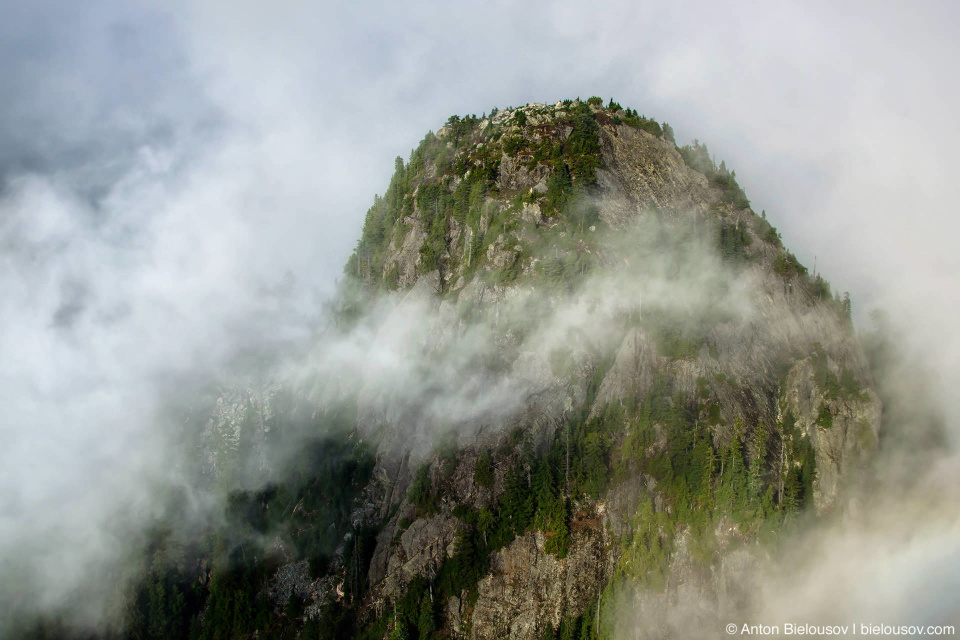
[1,0,959,633]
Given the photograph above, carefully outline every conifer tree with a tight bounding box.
[417,596,434,640]
[749,420,768,498]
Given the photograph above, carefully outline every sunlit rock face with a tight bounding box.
[113,100,880,640]
[321,101,879,639]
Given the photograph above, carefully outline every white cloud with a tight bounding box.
[2,0,959,633]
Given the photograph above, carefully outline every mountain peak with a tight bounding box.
[348,98,817,309]
[103,99,880,640]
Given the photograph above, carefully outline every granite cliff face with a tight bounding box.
[314,99,880,639]
[192,99,880,639]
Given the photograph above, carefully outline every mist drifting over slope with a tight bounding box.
[2,0,960,637]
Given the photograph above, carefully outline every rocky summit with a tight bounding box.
[83,98,881,640]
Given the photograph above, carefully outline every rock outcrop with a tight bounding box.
[248,100,882,639]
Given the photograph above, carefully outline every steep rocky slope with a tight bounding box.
[109,98,880,640]
[322,98,880,639]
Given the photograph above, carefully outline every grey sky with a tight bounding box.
[1,0,959,632]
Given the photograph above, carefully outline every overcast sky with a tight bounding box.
[4,1,958,308]
[2,0,959,631]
